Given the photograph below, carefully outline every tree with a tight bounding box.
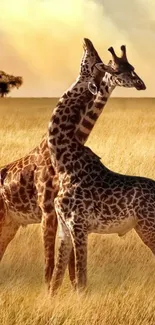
[0,71,23,97]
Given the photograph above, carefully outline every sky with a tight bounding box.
[0,0,154,97]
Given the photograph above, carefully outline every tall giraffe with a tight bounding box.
[47,46,147,294]
[0,40,145,288]
[0,39,111,286]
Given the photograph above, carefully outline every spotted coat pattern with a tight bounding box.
[48,47,147,293]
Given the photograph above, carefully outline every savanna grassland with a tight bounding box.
[0,97,155,325]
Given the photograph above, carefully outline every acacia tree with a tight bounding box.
[0,71,23,97]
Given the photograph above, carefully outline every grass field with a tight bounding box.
[0,97,155,325]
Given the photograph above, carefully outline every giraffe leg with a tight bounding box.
[135,221,155,255]
[68,248,76,287]
[42,211,58,289]
[0,198,19,261]
[49,222,72,295]
[42,211,76,289]
[0,220,19,261]
[70,229,88,292]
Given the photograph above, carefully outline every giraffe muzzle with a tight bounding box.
[133,73,146,90]
[135,81,146,91]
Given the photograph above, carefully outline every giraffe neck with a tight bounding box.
[48,77,95,170]
[75,73,116,144]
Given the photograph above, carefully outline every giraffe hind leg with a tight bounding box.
[0,220,19,261]
[135,219,155,255]
[68,248,76,288]
[42,211,58,289]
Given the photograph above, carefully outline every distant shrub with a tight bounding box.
[0,71,23,97]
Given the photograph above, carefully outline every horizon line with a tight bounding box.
[3,97,154,99]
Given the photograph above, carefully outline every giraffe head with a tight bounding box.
[80,38,116,95]
[107,45,146,90]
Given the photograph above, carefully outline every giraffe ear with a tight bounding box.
[108,60,113,66]
[88,81,98,95]
[95,62,116,75]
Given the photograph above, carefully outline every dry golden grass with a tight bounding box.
[0,97,155,325]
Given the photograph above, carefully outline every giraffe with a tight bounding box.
[0,38,111,286]
[0,39,145,289]
[47,45,147,294]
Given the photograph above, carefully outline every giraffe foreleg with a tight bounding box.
[49,220,72,295]
[69,226,88,292]
[57,218,76,287]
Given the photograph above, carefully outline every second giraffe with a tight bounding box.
[47,45,148,293]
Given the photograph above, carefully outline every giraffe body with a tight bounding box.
[55,147,154,237]
[52,142,155,291]
[1,139,49,225]
[47,45,147,293]
[2,138,51,225]
[0,137,59,285]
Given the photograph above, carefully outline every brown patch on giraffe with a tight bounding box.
[82,118,94,130]
[87,111,98,120]
[95,102,104,109]
[44,189,52,202]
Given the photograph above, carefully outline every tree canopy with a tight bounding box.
[0,71,23,97]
